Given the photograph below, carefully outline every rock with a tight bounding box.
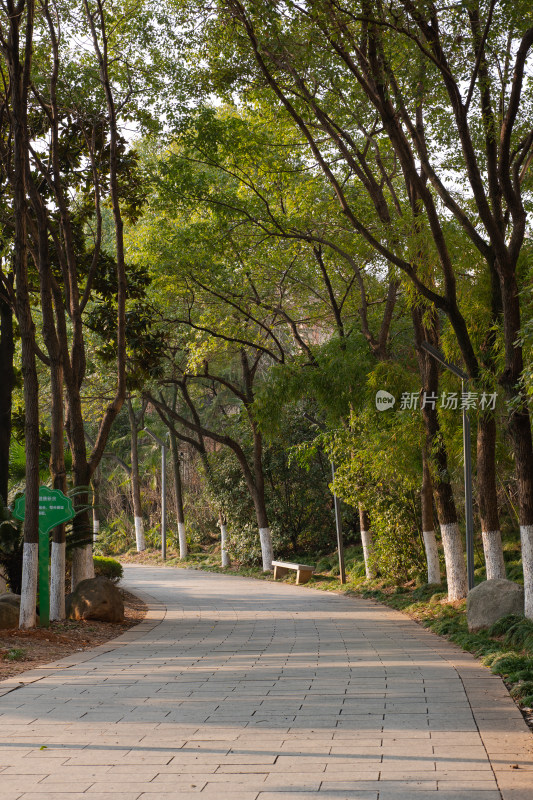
[0,593,21,608]
[467,578,524,632]
[66,576,124,623]
[0,596,20,628]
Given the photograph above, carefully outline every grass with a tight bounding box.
[3,647,26,661]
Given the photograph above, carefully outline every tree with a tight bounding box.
[0,0,41,627]
[186,0,533,601]
[131,109,468,593]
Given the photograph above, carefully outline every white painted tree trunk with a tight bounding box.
[440,522,468,600]
[361,530,374,579]
[71,544,94,591]
[134,516,145,552]
[92,518,100,544]
[220,523,230,567]
[177,521,187,559]
[19,542,38,628]
[50,541,66,621]
[259,527,273,571]
[521,525,533,620]
[423,530,441,584]
[481,530,506,580]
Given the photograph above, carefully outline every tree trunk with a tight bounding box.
[127,399,145,552]
[251,483,273,571]
[70,459,94,591]
[8,0,39,628]
[477,412,505,580]
[359,505,374,579]
[169,432,186,558]
[34,196,67,621]
[219,512,230,567]
[250,427,272,571]
[49,403,67,620]
[422,447,441,585]
[413,306,467,600]
[66,0,128,585]
[511,406,533,618]
[0,292,14,505]
[71,540,94,591]
[92,468,101,542]
[498,271,533,617]
[50,532,65,622]
[259,526,273,571]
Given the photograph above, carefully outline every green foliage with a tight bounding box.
[225,521,268,567]
[94,515,134,556]
[510,681,533,703]
[93,556,123,583]
[487,614,524,637]
[366,502,426,583]
[3,648,26,661]
[488,653,533,682]
[207,430,339,565]
[488,615,533,651]
[0,499,23,594]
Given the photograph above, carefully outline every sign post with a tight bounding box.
[13,487,75,627]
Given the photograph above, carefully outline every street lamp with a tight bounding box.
[420,341,475,591]
[144,428,168,561]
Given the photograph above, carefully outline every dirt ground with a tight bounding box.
[0,589,146,682]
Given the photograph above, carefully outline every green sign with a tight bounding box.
[13,486,75,534]
[13,486,75,628]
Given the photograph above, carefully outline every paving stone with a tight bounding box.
[258,794,378,800]
[0,565,530,800]
[18,795,141,800]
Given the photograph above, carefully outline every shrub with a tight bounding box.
[503,618,533,652]
[510,681,533,701]
[0,499,23,593]
[367,503,426,583]
[3,647,25,661]
[489,652,533,682]
[488,614,524,638]
[93,556,123,583]
[94,514,134,555]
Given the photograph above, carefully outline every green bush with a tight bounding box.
[488,614,524,638]
[367,502,426,583]
[3,647,25,661]
[0,498,23,594]
[93,556,123,583]
[489,652,533,682]
[94,514,134,555]
[503,618,533,652]
[510,681,533,701]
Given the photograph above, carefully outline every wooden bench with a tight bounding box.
[272,560,315,585]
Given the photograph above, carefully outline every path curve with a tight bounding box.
[0,565,531,800]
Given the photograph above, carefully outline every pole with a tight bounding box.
[161,443,167,562]
[463,379,475,590]
[331,462,346,584]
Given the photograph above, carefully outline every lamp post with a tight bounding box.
[420,342,475,591]
[331,462,346,584]
[144,428,168,562]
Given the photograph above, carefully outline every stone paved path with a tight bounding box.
[0,566,532,800]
